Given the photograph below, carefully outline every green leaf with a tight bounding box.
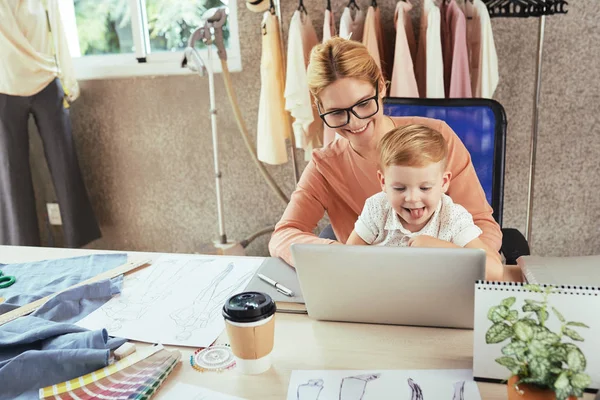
[485,322,513,344]
[548,347,568,364]
[554,371,570,389]
[528,340,549,357]
[513,321,535,342]
[562,345,587,371]
[501,297,516,308]
[552,306,566,323]
[525,299,542,304]
[572,388,585,398]
[570,373,591,389]
[566,321,590,328]
[564,327,585,341]
[550,367,564,375]
[567,349,585,372]
[487,305,510,323]
[523,303,542,312]
[528,357,551,381]
[507,310,519,322]
[495,356,519,369]
[502,341,527,358]
[533,328,560,345]
[536,309,549,325]
[523,284,543,292]
[555,387,573,400]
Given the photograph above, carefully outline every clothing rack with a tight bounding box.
[483,0,568,249]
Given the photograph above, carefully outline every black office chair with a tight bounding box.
[319,97,529,265]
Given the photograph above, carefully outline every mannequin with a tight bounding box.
[0,0,101,247]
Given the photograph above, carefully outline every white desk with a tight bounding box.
[0,246,594,400]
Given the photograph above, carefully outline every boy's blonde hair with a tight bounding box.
[378,124,448,169]
[307,37,385,103]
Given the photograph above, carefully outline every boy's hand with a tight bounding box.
[408,235,457,248]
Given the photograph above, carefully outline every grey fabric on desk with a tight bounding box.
[0,278,126,400]
[0,253,127,315]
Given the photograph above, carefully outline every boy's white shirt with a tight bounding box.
[354,192,482,247]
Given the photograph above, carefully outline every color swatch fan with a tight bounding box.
[39,347,181,399]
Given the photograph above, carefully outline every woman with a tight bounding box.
[269,37,501,267]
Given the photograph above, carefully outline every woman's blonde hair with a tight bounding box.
[307,37,385,103]
[379,124,448,169]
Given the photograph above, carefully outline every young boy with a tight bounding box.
[346,124,503,281]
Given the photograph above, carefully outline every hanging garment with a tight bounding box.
[0,79,101,247]
[442,0,472,98]
[323,8,336,41]
[470,0,499,98]
[414,0,444,98]
[0,0,79,101]
[0,2,100,247]
[362,6,382,72]
[285,11,322,161]
[257,12,291,165]
[374,6,389,80]
[339,6,365,42]
[322,8,337,147]
[390,1,419,97]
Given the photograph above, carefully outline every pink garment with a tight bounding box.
[390,1,419,97]
[362,6,382,72]
[322,8,337,147]
[442,0,472,98]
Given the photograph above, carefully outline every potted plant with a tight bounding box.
[484,284,592,400]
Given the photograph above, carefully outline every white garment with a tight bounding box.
[257,12,291,165]
[284,11,321,161]
[323,9,336,41]
[354,192,482,247]
[473,0,498,98]
[424,0,444,98]
[339,7,365,42]
[0,0,79,99]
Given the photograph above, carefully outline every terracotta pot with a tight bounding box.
[507,376,577,400]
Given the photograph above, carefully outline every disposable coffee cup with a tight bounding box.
[222,292,276,374]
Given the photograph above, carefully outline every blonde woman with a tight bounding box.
[269,37,502,269]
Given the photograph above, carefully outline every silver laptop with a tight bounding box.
[291,244,486,329]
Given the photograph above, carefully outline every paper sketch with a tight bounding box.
[160,382,247,399]
[407,378,423,400]
[287,370,481,400]
[297,379,324,400]
[169,263,254,340]
[453,381,465,400]
[340,374,380,400]
[76,254,263,347]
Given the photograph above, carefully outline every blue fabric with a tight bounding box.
[0,253,127,315]
[384,104,498,206]
[0,257,128,400]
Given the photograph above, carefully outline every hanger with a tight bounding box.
[326,0,331,11]
[269,0,276,15]
[297,0,307,15]
[347,0,360,11]
[371,0,377,7]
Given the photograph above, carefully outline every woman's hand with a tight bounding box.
[408,235,457,248]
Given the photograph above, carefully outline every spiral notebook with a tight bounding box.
[473,281,600,392]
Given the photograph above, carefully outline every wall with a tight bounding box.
[29,0,600,257]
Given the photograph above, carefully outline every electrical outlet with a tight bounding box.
[47,203,62,225]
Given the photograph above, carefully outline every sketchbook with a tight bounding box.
[473,281,600,391]
[287,369,481,400]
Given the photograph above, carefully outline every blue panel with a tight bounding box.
[383,104,496,205]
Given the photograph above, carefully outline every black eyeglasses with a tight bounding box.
[317,87,380,129]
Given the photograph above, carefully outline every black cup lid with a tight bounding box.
[222,292,276,323]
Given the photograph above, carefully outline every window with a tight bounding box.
[60,0,241,79]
